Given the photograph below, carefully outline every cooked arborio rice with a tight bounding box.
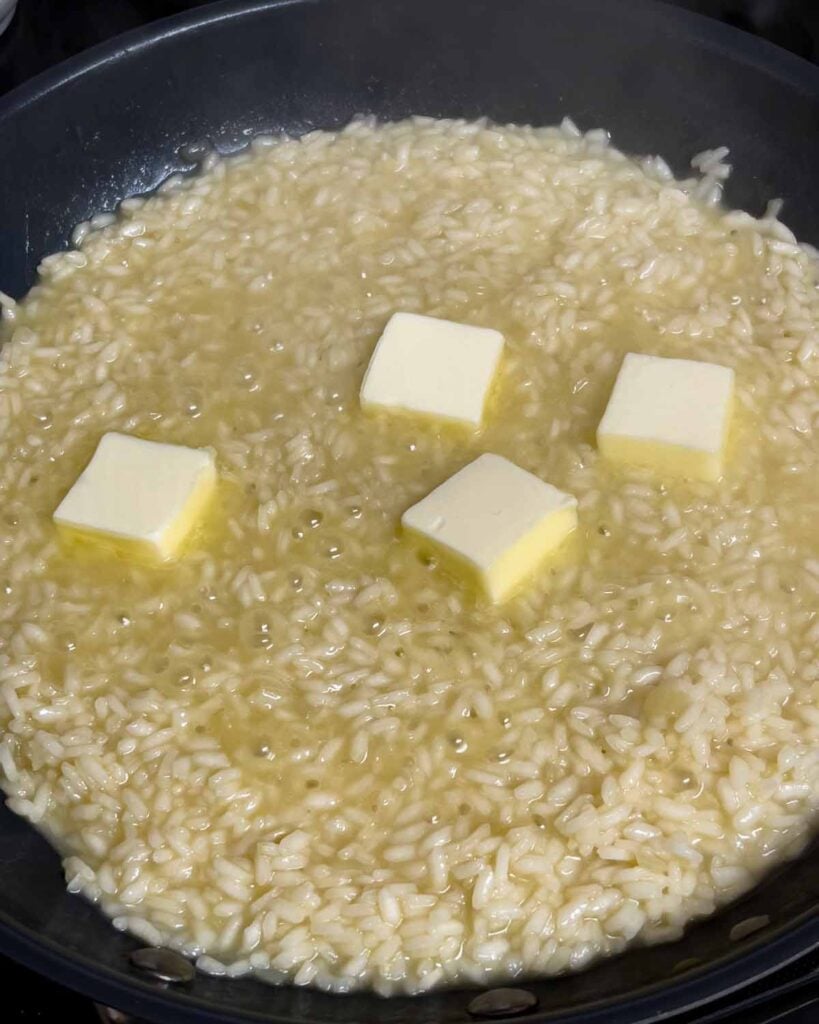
[0,118,818,995]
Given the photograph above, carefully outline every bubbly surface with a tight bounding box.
[0,118,817,994]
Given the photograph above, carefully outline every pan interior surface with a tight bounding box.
[0,2,818,1023]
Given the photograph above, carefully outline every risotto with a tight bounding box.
[0,118,817,995]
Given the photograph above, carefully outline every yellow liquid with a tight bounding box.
[0,119,817,993]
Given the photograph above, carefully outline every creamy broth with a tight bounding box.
[0,119,817,993]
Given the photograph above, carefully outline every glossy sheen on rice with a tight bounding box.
[0,118,818,994]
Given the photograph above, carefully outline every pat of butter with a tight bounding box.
[54,432,216,560]
[597,353,734,482]
[360,312,504,427]
[402,453,577,603]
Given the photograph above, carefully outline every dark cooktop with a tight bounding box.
[1,1,818,1023]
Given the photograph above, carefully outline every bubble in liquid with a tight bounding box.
[236,363,260,392]
[181,388,203,418]
[239,608,275,650]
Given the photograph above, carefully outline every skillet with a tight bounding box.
[0,1,818,1021]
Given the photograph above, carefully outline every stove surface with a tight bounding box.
[1,1,818,1022]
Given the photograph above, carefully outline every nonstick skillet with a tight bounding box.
[0,2,818,1022]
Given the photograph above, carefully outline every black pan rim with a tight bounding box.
[2,0,819,128]
[1,0,819,1021]
[0,899,817,1023]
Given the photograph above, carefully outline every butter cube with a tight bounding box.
[597,353,734,481]
[360,312,504,427]
[402,453,577,603]
[54,432,216,559]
